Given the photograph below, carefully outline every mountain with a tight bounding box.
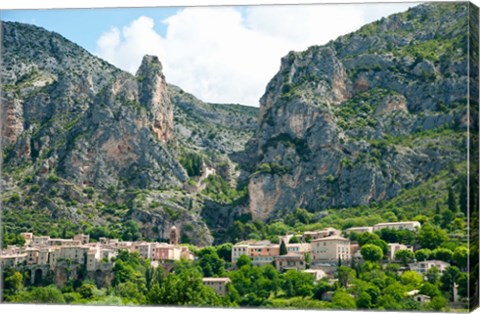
[1,2,477,244]
[248,2,475,220]
[1,21,257,245]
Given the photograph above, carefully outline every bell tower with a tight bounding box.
[169,226,179,245]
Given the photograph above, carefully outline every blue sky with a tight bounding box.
[1,7,180,53]
[1,3,416,105]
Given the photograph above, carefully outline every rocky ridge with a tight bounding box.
[1,21,257,245]
[249,2,472,220]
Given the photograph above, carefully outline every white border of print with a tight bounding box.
[0,1,479,314]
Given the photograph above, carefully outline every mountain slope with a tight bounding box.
[249,2,472,220]
[1,21,257,245]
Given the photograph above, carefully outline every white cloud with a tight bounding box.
[96,16,165,74]
[95,3,416,106]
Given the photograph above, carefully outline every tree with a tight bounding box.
[279,240,287,255]
[459,179,468,214]
[448,187,457,212]
[418,224,449,249]
[395,249,415,266]
[114,281,146,304]
[313,279,331,300]
[419,282,441,298]
[281,270,314,298]
[360,244,383,262]
[332,291,356,309]
[400,271,423,288]
[385,263,400,279]
[383,283,407,302]
[3,268,23,294]
[196,247,226,277]
[121,220,142,241]
[1,227,7,249]
[77,283,96,299]
[429,296,448,311]
[236,254,251,269]
[436,203,441,214]
[378,295,402,310]
[357,232,380,246]
[415,248,432,261]
[441,210,455,229]
[452,218,465,230]
[440,266,461,295]
[336,266,356,288]
[215,243,233,263]
[426,266,440,284]
[289,236,300,244]
[356,291,372,309]
[10,285,66,304]
[147,268,223,306]
[432,248,453,262]
[452,246,468,269]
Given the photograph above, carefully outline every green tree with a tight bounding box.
[459,179,468,214]
[419,282,441,298]
[418,224,448,249]
[356,291,372,309]
[452,246,468,269]
[426,266,440,284]
[383,282,407,302]
[441,210,455,229]
[289,236,300,244]
[395,249,415,266]
[147,267,223,306]
[429,296,448,311]
[360,244,383,262]
[236,254,251,269]
[215,243,233,263]
[385,263,401,279]
[415,248,432,261]
[279,240,288,255]
[114,281,146,304]
[77,283,96,299]
[332,291,356,309]
[1,227,7,249]
[400,271,423,288]
[3,268,23,294]
[196,247,226,277]
[10,285,66,304]
[448,187,457,212]
[313,279,331,300]
[378,295,402,310]
[452,218,465,230]
[440,266,461,296]
[358,232,380,246]
[281,270,314,297]
[337,266,356,288]
[432,248,453,262]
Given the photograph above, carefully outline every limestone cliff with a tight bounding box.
[249,2,473,220]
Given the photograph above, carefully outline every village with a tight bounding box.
[1,219,460,303]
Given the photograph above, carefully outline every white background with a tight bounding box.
[1,0,479,314]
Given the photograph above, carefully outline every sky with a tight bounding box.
[1,3,419,106]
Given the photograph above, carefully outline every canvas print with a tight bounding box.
[0,1,479,312]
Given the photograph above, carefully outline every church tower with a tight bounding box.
[169,226,179,245]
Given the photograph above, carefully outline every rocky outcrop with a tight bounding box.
[1,21,258,245]
[137,55,174,143]
[249,2,471,221]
